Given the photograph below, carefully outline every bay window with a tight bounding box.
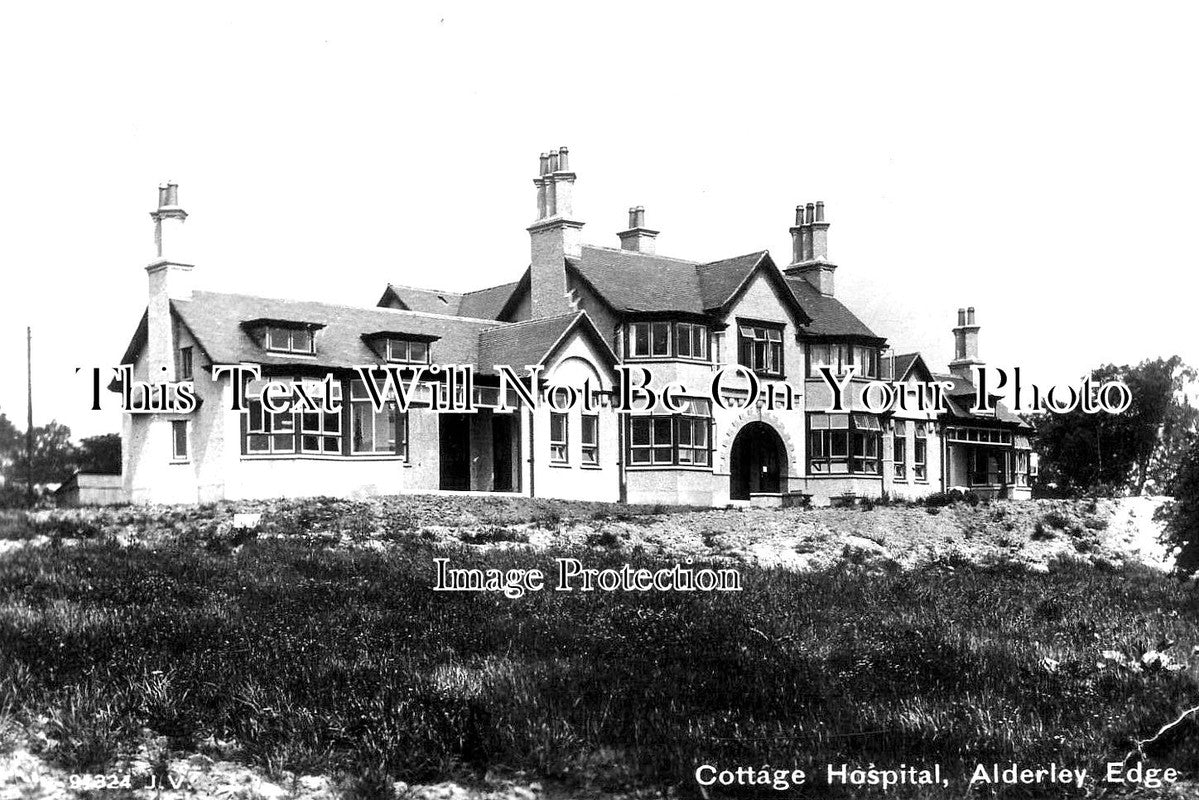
[807,342,880,378]
[627,321,710,361]
[628,399,711,467]
[808,413,882,475]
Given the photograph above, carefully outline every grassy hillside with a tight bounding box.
[0,497,1194,798]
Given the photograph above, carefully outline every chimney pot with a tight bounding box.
[795,205,804,225]
[815,201,825,222]
[805,202,815,224]
[967,306,976,325]
[957,308,966,326]
[548,150,559,172]
[558,146,570,171]
[539,153,550,176]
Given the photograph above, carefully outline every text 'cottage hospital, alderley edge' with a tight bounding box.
[116,147,1033,506]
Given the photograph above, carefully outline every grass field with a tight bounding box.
[0,502,1197,798]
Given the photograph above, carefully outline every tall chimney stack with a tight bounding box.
[528,146,583,318]
[145,182,194,392]
[783,200,836,296]
[949,305,983,381]
[617,205,659,254]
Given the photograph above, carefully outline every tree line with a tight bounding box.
[0,411,119,507]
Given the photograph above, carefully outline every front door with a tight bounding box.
[439,413,471,490]
[730,422,785,500]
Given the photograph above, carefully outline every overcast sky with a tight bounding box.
[2,2,1197,439]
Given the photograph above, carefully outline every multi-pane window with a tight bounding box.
[1014,451,1030,486]
[628,400,711,466]
[808,413,882,475]
[171,420,188,461]
[581,414,599,466]
[627,321,709,360]
[893,423,907,481]
[807,343,880,378]
[674,322,709,360]
[385,338,430,364]
[177,346,193,380]
[246,392,298,454]
[913,422,928,481]
[351,379,404,456]
[550,413,569,463]
[738,324,783,376]
[265,327,315,354]
[301,381,343,454]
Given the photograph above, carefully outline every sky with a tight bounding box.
[2,2,1197,439]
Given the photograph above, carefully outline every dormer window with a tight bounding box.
[386,338,430,364]
[266,327,314,354]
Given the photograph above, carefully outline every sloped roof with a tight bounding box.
[378,284,463,315]
[891,352,937,382]
[568,246,706,314]
[933,372,1031,428]
[457,278,523,320]
[477,312,617,376]
[694,251,771,309]
[785,277,883,340]
[171,291,498,369]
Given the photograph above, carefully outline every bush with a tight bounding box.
[459,527,529,545]
[1041,510,1071,530]
[1163,438,1199,575]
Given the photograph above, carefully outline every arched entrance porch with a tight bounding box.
[729,421,787,501]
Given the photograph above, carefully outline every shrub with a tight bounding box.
[1041,510,1071,530]
[1031,520,1054,540]
[586,529,621,549]
[460,527,529,545]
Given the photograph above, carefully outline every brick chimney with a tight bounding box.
[145,182,193,382]
[617,206,658,254]
[783,200,836,296]
[528,147,583,319]
[949,306,983,381]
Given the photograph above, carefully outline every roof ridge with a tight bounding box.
[385,282,464,297]
[480,311,581,333]
[189,289,507,325]
[460,279,519,296]
[699,249,770,268]
[579,244,700,265]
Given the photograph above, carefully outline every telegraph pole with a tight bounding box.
[26,326,33,505]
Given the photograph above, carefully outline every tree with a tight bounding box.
[6,421,80,486]
[1162,438,1199,576]
[0,410,17,456]
[78,433,121,475]
[1034,357,1196,495]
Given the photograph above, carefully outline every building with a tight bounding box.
[55,472,126,507]
[116,148,1032,506]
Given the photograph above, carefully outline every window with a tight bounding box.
[171,420,188,461]
[913,422,928,481]
[807,343,879,378]
[893,423,907,481]
[301,381,343,454]
[351,379,404,457]
[386,338,430,364]
[178,346,193,380]
[246,395,297,454]
[581,414,599,466]
[627,322,709,361]
[808,413,881,475]
[550,413,568,463]
[265,327,315,354]
[674,322,709,360]
[738,324,783,376]
[628,400,711,467]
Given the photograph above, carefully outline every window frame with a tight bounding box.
[737,321,785,377]
[171,419,188,462]
[807,413,882,476]
[265,326,316,355]
[806,342,880,379]
[549,412,569,464]
[913,422,928,482]
[893,422,907,481]
[627,413,712,468]
[177,346,193,381]
[626,320,711,362]
[385,337,431,364]
[581,413,599,466]
[350,378,405,458]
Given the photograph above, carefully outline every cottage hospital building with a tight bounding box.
[118,148,1033,506]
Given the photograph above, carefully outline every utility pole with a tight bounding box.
[26,326,34,505]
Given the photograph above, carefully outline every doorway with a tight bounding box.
[729,421,786,500]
